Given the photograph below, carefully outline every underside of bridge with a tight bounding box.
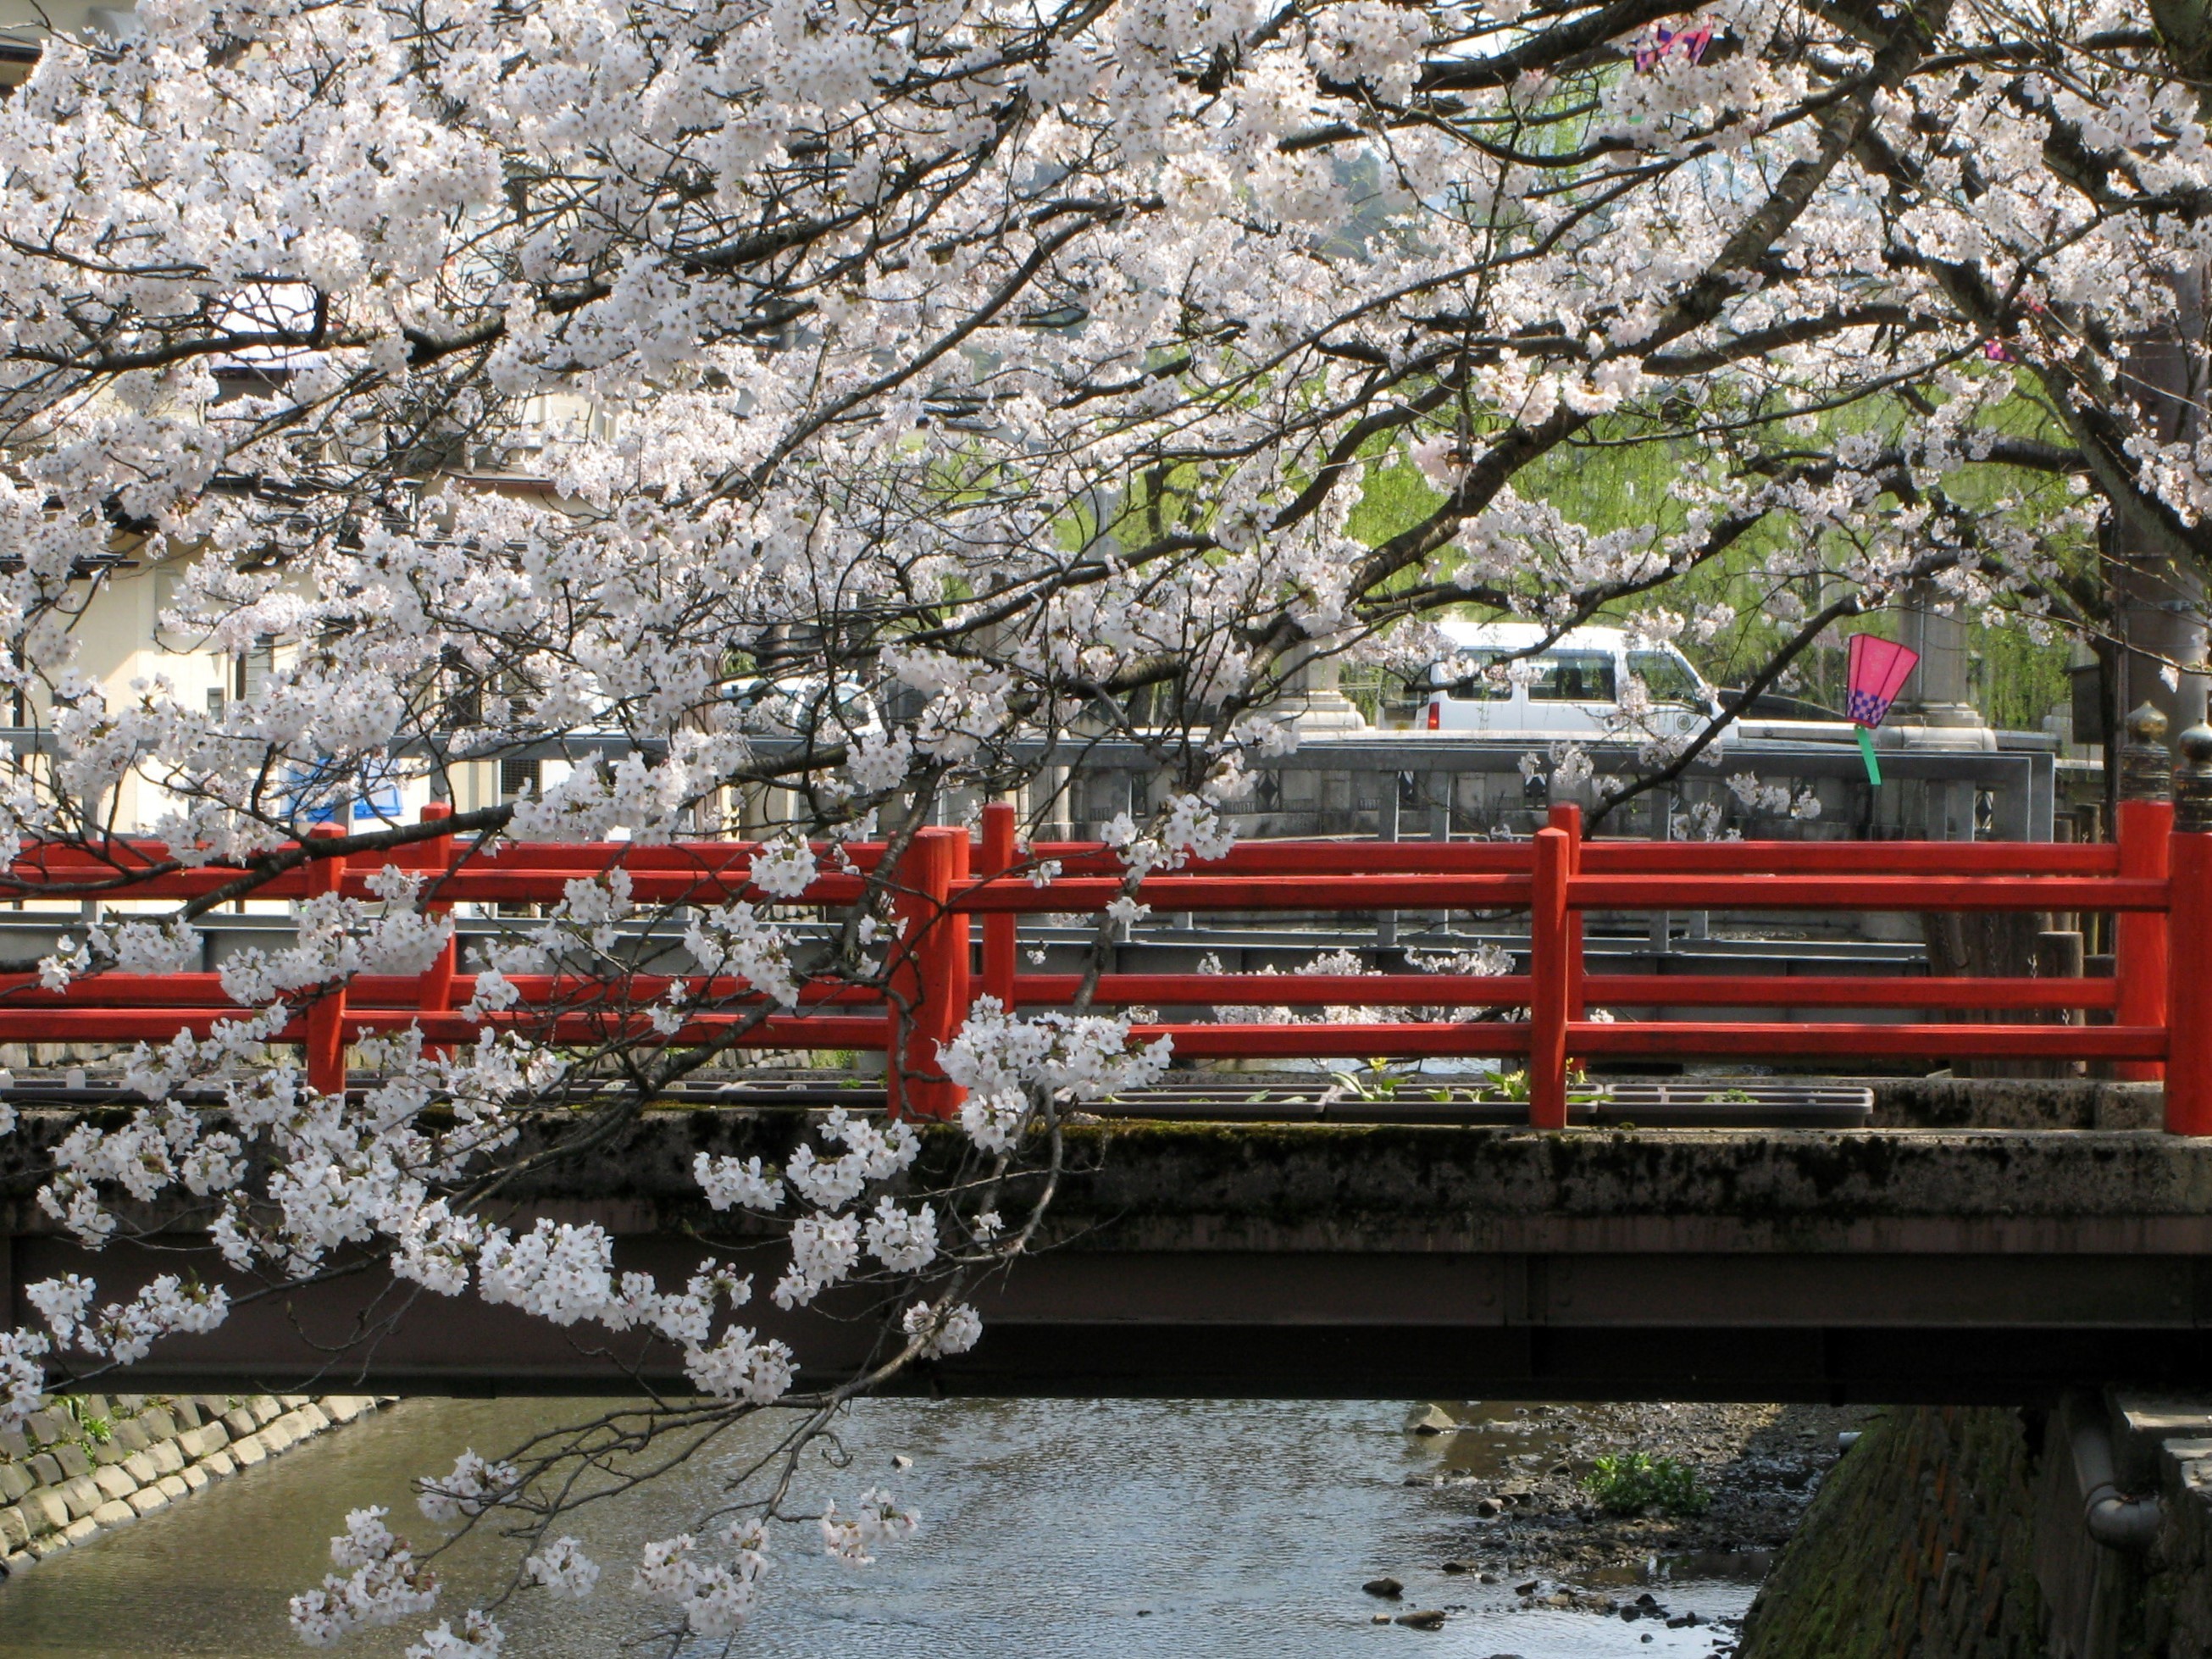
[7,1081,2209,1406]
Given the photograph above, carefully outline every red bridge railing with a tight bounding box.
[0,795,2203,1131]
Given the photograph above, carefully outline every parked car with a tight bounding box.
[1725,688,1849,722]
[1405,622,1722,739]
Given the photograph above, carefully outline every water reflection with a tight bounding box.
[0,1398,1752,1657]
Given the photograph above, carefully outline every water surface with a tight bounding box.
[0,1397,1749,1656]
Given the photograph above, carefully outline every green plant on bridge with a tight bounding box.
[1477,1067,1610,1107]
[1583,1452,1710,1518]
[1329,1058,1408,1100]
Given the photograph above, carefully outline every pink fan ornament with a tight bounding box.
[1633,18,1715,71]
[1845,633,1919,785]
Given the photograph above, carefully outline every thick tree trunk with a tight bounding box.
[2125,3,2212,734]
[2110,278,2209,735]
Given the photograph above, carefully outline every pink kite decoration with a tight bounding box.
[1845,632,1919,785]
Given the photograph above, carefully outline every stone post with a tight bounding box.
[1893,588,1991,842]
[1893,589,1983,730]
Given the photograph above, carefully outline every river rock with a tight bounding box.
[1362,1576,1404,1598]
[1394,1609,1447,1630]
[1409,1405,1458,1436]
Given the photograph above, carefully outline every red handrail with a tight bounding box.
[2,796,2199,1131]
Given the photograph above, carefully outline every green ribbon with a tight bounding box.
[1855,723,1882,787]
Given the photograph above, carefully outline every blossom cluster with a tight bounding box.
[0,0,2191,1648]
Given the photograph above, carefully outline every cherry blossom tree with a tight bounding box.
[2,0,2210,1646]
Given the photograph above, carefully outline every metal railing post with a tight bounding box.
[1530,826,1571,1129]
[2166,724,2212,1134]
[2115,706,2171,1082]
[981,802,1017,1009]
[888,826,970,1121]
[304,824,348,1096]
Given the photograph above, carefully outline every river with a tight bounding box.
[0,1396,1779,1657]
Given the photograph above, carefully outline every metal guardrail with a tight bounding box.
[1001,732,2056,843]
[0,725,2060,841]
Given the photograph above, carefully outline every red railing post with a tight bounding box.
[304,823,348,1096]
[2166,724,2212,1134]
[414,801,458,1020]
[2115,706,2171,1082]
[887,826,971,1121]
[1548,803,1586,1024]
[981,802,1017,1010]
[1530,825,1571,1129]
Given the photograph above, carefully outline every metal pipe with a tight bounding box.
[2063,1392,2162,1553]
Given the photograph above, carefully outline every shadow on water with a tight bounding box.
[0,1398,1756,1657]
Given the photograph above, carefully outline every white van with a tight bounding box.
[1412,622,1721,738]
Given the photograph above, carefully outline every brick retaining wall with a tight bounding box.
[1737,1407,2044,1658]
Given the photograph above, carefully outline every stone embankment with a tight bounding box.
[1736,1407,2043,1658]
[1740,1395,2212,1659]
[0,1391,383,1570]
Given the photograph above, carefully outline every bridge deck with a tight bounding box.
[8,1087,2209,1404]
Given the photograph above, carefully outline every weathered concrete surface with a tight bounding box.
[5,1103,2212,1400]
[1037,1118,2212,1254]
[1865,1078,2161,1132]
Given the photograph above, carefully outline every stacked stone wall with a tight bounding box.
[2137,1435,2212,1656]
[1737,1407,2043,1659]
[0,1391,382,1569]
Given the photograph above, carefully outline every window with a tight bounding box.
[1528,651,1617,702]
[1629,651,1705,707]
[1436,652,1513,700]
[441,646,483,728]
[500,757,541,800]
[233,638,275,702]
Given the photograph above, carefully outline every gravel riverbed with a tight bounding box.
[1367,1400,1882,1651]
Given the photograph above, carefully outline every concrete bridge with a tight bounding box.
[8,1080,2209,1406]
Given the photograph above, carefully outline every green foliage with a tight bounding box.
[62,1395,112,1451]
[1479,1065,1607,1107]
[1583,1451,1710,1517]
[1328,1058,1406,1101]
[1345,458,1444,550]
[1333,386,2085,734]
